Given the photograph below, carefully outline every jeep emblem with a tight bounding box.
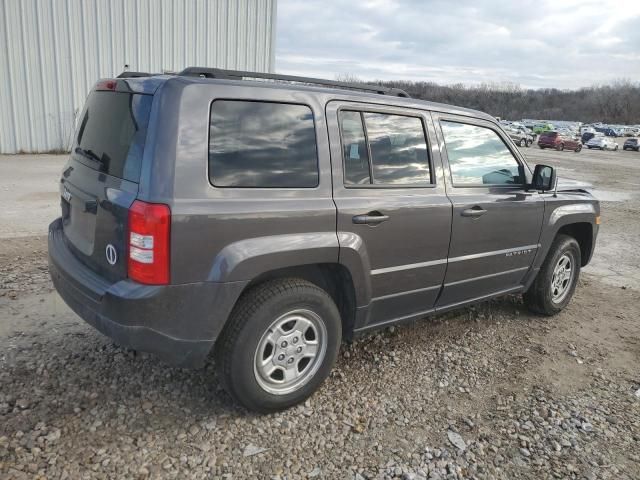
[105,244,118,266]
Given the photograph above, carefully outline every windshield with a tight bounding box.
[73,91,153,182]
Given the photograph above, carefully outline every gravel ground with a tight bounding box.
[1,144,639,479]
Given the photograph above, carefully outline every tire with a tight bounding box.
[519,138,526,147]
[526,139,533,147]
[557,143,564,151]
[575,144,582,153]
[215,278,342,413]
[614,145,618,151]
[524,234,581,316]
[539,145,545,149]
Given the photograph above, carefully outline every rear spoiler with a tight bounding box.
[116,71,156,78]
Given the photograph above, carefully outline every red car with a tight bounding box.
[538,132,582,152]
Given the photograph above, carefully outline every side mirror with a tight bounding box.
[532,164,557,191]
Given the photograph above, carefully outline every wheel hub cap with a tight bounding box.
[551,254,573,303]
[253,309,327,395]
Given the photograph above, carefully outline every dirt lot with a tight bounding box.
[1,142,639,480]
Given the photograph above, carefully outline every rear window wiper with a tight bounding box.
[74,147,105,169]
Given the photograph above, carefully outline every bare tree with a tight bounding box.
[360,78,640,124]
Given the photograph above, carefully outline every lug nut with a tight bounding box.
[278,354,285,361]
[296,347,303,353]
[281,341,288,348]
[292,337,298,344]
[287,357,294,364]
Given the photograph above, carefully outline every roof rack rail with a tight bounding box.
[177,67,411,98]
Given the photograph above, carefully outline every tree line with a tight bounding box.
[361,78,640,125]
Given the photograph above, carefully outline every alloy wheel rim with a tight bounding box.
[253,309,327,395]
[551,254,573,303]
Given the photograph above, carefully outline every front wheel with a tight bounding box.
[557,143,565,151]
[526,139,533,147]
[524,235,581,316]
[575,144,582,152]
[216,278,342,413]
[614,145,619,151]
[519,138,526,147]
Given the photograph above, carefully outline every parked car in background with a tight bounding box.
[504,125,534,147]
[595,126,618,137]
[580,126,595,135]
[623,138,640,151]
[586,137,618,150]
[581,132,605,144]
[538,131,582,152]
[533,123,554,134]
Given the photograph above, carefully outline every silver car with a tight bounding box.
[586,137,618,150]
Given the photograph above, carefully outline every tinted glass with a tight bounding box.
[340,111,371,185]
[440,121,523,186]
[209,101,318,188]
[74,92,153,182]
[363,112,430,185]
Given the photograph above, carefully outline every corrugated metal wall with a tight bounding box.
[0,0,277,153]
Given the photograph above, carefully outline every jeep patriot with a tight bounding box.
[48,68,600,412]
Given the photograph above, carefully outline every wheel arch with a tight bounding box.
[232,263,358,340]
[556,222,593,267]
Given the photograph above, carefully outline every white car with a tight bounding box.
[586,137,618,150]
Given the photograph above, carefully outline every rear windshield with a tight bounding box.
[541,132,558,137]
[72,91,153,182]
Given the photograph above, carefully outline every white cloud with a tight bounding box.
[276,0,640,89]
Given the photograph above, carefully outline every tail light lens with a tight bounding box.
[127,200,171,285]
[96,79,117,91]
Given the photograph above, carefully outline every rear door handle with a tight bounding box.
[352,212,390,225]
[461,206,487,218]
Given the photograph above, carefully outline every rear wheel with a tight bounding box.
[524,235,581,316]
[575,144,582,152]
[216,278,341,413]
[614,145,619,151]
[557,143,565,151]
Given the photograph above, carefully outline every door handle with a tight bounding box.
[352,212,390,225]
[461,206,487,218]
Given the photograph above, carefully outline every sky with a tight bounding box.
[276,0,640,90]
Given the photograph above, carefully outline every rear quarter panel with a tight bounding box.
[142,79,338,285]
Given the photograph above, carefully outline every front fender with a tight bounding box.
[207,232,339,282]
[533,201,599,271]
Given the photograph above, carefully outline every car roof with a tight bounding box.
[119,74,496,122]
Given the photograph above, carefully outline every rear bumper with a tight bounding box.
[48,218,247,367]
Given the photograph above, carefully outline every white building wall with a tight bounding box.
[0,0,277,153]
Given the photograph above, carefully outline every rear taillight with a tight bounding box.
[95,79,117,91]
[127,200,171,285]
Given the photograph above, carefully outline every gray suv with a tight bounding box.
[48,68,600,412]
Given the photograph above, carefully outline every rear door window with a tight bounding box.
[339,110,431,186]
[74,91,153,182]
[208,100,319,188]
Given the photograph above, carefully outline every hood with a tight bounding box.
[556,177,593,192]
